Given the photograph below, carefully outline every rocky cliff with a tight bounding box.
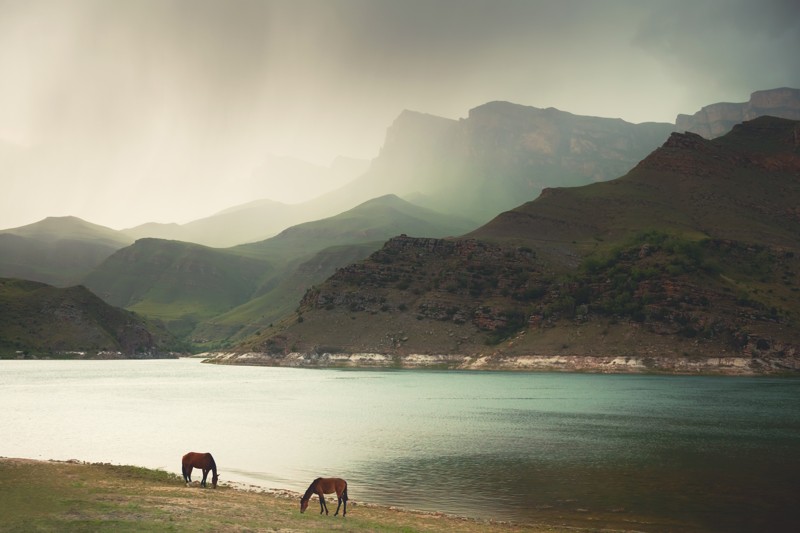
[327,102,675,225]
[676,87,800,138]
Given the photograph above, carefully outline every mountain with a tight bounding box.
[469,116,800,264]
[121,91,800,250]
[312,103,675,225]
[121,157,369,248]
[191,195,477,343]
[84,195,477,347]
[676,87,800,139]
[226,117,800,373]
[120,102,673,249]
[234,194,475,259]
[0,278,178,358]
[0,217,134,286]
[81,239,271,339]
[122,198,309,248]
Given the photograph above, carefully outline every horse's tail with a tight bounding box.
[342,481,349,501]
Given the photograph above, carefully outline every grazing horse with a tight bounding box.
[300,477,348,516]
[181,452,219,488]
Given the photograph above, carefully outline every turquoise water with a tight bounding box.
[1,359,798,532]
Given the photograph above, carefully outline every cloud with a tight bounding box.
[632,0,800,98]
[0,0,798,229]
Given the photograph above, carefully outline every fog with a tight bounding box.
[1,0,798,229]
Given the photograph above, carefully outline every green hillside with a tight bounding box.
[231,117,800,372]
[82,239,271,338]
[0,278,178,358]
[81,196,477,348]
[0,216,133,286]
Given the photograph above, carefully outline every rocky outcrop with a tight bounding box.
[676,87,800,138]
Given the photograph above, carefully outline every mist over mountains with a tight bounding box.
[230,115,800,373]
[3,89,800,367]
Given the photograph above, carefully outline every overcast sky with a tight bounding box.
[1,0,798,230]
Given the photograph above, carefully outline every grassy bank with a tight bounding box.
[0,458,583,532]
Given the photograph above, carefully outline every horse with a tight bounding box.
[300,477,348,516]
[181,452,219,488]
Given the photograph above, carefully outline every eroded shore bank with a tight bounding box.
[203,351,800,375]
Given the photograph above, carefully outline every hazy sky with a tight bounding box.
[1,0,798,230]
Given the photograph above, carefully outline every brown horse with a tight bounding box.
[181,452,219,488]
[300,477,348,516]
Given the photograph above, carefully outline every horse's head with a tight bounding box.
[212,472,219,488]
[300,496,309,513]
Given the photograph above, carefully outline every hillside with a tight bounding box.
[0,278,178,358]
[81,239,271,339]
[83,196,476,348]
[0,217,133,286]
[224,117,800,373]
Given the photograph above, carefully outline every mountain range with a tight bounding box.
[225,116,800,373]
[3,88,800,368]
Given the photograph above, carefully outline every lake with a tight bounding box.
[1,358,798,532]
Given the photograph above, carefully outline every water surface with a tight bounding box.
[1,359,798,532]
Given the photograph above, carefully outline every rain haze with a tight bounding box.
[1,0,798,230]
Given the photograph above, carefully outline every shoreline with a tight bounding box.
[202,351,800,376]
[0,457,617,532]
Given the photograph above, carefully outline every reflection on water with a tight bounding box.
[1,359,798,532]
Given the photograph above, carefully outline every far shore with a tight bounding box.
[202,350,800,376]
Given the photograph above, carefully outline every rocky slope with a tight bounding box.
[0,278,178,358]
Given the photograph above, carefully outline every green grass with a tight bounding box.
[0,459,576,532]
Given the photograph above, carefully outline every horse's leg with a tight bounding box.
[342,486,348,517]
[334,495,342,516]
[201,468,209,488]
[319,493,328,515]
[186,466,193,483]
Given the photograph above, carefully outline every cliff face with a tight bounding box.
[676,87,800,138]
[338,102,674,225]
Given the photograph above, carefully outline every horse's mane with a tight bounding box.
[302,477,322,500]
[208,453,217,471]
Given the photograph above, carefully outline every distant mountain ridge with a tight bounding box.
[0,217,134,286]
[321,102,675,225]
[676,87,800,139]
